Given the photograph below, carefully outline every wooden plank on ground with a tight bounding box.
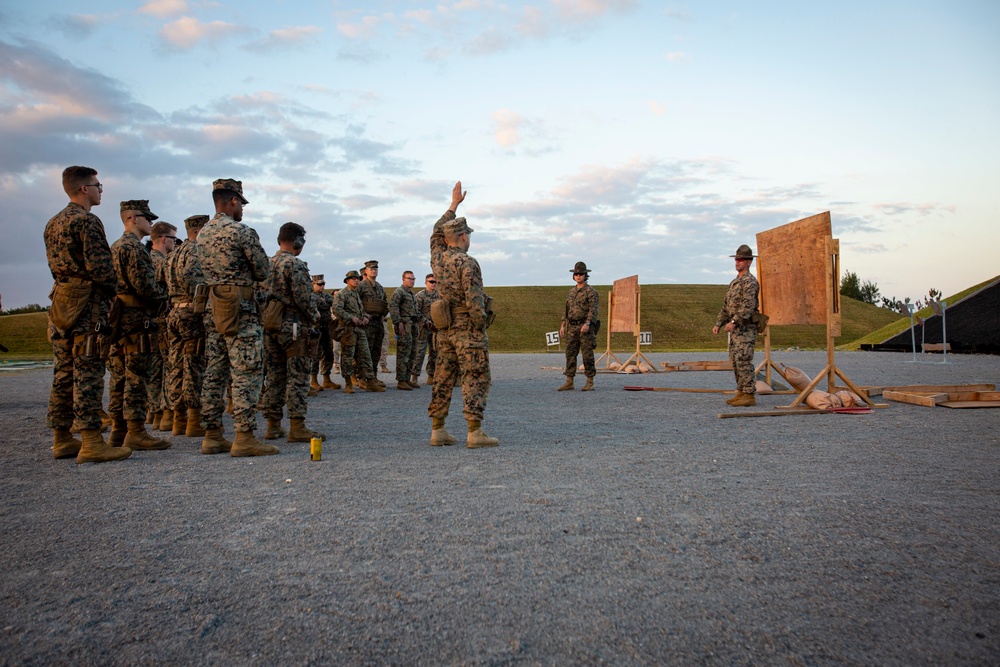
[883,391,949,407]
[939,400,1000,409]
[661,361,733,371]
[861,383,995,397]
[718,407,874,419]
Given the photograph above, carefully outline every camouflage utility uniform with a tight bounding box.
[164,234,205,414]
[389,282,419,383]
[412,285,439,380]
[311,288,335,378]
[715,272,759,395]
[107,230,168,422]
[427,212,491,422]
[562,284,600,380]
[358,277,387,374]
[262,250,320,423]
[44,203,117,432]
[194,213,270,433]
[148,247,169,414]
[332,283,372,381]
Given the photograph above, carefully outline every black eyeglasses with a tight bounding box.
[163,236,177,240]
[315,282,326,286]
[83,182,103,190]
[573,272,586,276]
[427,280,437,284]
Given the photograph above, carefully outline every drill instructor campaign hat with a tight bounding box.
[730,244,756,259]
[570,261,592,274]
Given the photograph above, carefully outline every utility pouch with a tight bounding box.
[285,337,309,358]
[751,311,769,334]
[192,284,209,314]
[430,299,452,330]
[484,294,496,330]
[362,297,389,317]
[263,299,285,333]
[209,285,245,336]
[107,297,124,343]
[592,319,602,337]
[49,278,92,336]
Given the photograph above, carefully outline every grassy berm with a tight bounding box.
[0,285,902,357]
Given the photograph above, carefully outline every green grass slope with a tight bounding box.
[0,312,52,358]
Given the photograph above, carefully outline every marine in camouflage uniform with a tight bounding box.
[713,244,760,407]
[333,271,376,391]
[261,223,325,442]
[412,274,439,385]
[148,221,176,429]
[309,275,338,389]
[164,215,209,436]
[357,260,388,385]
[194,179,273,455]
[43,166,131,463]
[388,271,420,389]
[427,182,498,448]
[106,200,170,451]
[558,261,600,391]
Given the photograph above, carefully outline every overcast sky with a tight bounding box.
[1,0,997,309]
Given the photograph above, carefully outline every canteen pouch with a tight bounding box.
[362,297,389,317]
[430,299,452,330]
[592,319,601,337]
[751,311,769,334]
[49,279,92,336]
[192,284,209,314]
[263,299,285,333]
[209,285,243,336]
[483,295,496,330]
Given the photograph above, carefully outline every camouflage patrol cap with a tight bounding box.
[184,214,210,229]
[212,178,249,204]
[312,274,325,283]
[344,270,362,283]
[443,217,473,236]
[120,200,159,221]
[364,260,379,269]
[730,244,756,259]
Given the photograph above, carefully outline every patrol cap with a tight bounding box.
[213,178,249,204]
[120,200,159,221]
[443,217,473,235]
[184,214,210,229]
[344,270,362,283]
[312,274,325,284]
[730,244,756,259]
[570,261,591,274]
[364,260,379,269]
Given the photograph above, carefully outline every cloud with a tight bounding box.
[138,0,188,19]
[244,25,323,52]
[648,100,667,116]
[49,14,101,39]
[873,202,956,218]
[551,0,638,23]
[337,14,386,39]
[493,109,523,147]
[159,16,242,50]
[665,51,689,62]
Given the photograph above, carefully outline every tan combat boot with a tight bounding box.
[108,413,127,447]
[171,407,188,436]
[343,376,355,394]
[146,408,155,425]
[201,427,232,455]
[230,430,279,457]
[310,375,324,392]
[557,377,575,391]
[581,378,595,392]
[124,419,172,450]
[396,381,413,391]
[365,378,386,393]
[158,408,174,432]
[410,374,420,387]
[725,391,744,405]
[466,420,499,449]
[185,408,206,437]
[307,384,319,397]
[288,418,325,443]
[53,428,82,459]
[76,429,132,464]
[322,374,341,390]
[430,418,456,446]
[152,410,163,429]
[265,418,287,440]
[730,393,757,407]
[99,408,112,432]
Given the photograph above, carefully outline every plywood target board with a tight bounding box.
[611,275,639,333]
[756,212,833,326]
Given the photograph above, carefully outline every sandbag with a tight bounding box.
[782,365,812,392]
[755,380,773,395]
[835,390,865,408]
[805,390,843,410]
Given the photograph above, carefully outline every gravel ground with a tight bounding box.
[1,351,998,666]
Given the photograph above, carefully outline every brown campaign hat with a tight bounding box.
[730,244,756,259]
[570,261,591,274]
[213,178,249,204]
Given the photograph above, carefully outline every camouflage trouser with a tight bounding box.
[379,323,389,366]
[729,326,757,394]
[563,323,597,378]
[341,325,372,380]
[428,318,491,421]
[166,306,205,410]
[201,308,264,433]
[147,334,165,412]
[394,320,418,382]
[107,344,157,422]
[362,318,385,370]
[412,328,437,379]
[311,324,334,376]
[46,310,106,432]
[263,329,311,420]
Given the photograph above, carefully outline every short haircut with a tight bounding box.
[277,221,306,244]
[402,271,414,280]
[150,221,177,240]
[425,273,435,281]
[212,189,239,206]
[62,166,97,197]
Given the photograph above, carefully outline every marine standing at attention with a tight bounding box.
[148,220,177,431]
[43,166,131,463]
[558,261,600,392]
[388,270,420,390]
[713,244,760,407]
[412,273,439,386]
[427,182,498,449]
[332,270,374,393]
[195,179,273,456]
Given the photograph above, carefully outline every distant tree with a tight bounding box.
[840,271,862,301]
[0,303,48,316]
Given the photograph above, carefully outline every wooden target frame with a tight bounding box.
[755,212,878,408]
[596,275,658,371]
